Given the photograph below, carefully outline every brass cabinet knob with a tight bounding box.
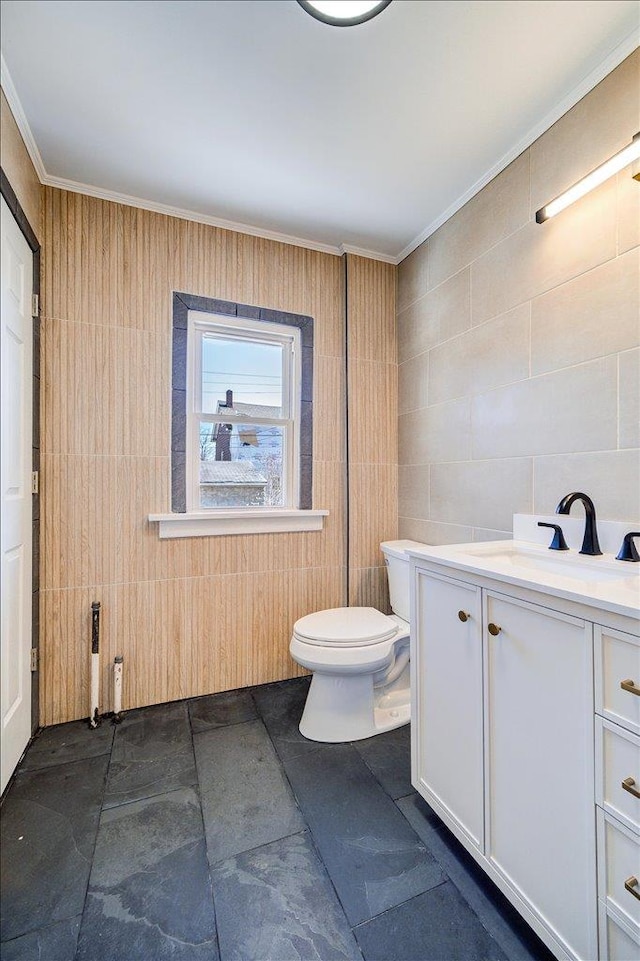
[458,611,469,622]
[620,678,640,696]
[621,777,640,799]
[488,623,501,636]
[624,876,640,902]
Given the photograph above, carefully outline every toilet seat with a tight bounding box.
[293,607,397,648]
[290,608,409,678]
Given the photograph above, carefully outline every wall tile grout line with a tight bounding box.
[399,225,620,323]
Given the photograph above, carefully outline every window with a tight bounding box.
[151,292,324,538]
[187,312,300,511]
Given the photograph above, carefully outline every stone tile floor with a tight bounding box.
[0,677,555,961]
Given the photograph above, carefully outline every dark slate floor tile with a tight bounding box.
[213,832,362,961]
[354,881,508,961]
[189,687,257,733]
[76,787,218,961]
[0,916,81,961]
[20,719,114,772]
[284,744,444,926]
[251,676,318,761]
[0,755,108,941]
[397,794,556,961]
[103,700,196,808]
[195,719,304,864]
[353,724,413,800]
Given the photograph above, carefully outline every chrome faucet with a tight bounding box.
[555,492,602,556]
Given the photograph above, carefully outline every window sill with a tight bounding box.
[148,509,328,539]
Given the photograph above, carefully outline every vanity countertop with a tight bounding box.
[408,539,640,621]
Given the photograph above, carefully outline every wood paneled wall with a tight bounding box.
[40,189,360,725]
[346,254,398,609]
[1,88,42,240]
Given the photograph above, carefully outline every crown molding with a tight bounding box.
[0,53,47,181]
[396,29,640,264]
[40,172,350,257]
[3,28,638,268]
[340,243,398,265]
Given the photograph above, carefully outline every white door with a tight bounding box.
[1,195,33,794]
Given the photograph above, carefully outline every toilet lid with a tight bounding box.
[293,607,398,647]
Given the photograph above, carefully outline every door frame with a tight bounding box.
[1,166,41,741]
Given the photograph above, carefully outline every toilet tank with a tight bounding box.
[380,540,430,622]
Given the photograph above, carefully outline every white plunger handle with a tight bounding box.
[89,651,100,727]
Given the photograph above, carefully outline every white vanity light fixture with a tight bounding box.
[536,132,640,223]
[297,0,391,27]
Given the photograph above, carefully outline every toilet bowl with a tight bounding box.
[289,540,428,743]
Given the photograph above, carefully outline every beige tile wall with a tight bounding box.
[397,49,640,545]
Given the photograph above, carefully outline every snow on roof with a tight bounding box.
[215,400,281,419]
[200,461,267,486]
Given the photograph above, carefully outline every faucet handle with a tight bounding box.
[538,522,569,551]
[616,532,640,563]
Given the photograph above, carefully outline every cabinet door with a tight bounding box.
[485,592,597,961]
[412,569,484,850]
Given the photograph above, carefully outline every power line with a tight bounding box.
[202,385,281,391]
[202,369,281,379]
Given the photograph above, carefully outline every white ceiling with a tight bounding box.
[1,0,638,261]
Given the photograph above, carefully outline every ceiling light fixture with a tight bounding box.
[297,1,392,27]
[536,132,640,223]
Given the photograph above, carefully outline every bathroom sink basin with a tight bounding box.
[458,543,638,585]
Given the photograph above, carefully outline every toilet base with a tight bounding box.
[299,670,410,743]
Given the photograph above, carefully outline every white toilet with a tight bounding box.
[289,540,428,743]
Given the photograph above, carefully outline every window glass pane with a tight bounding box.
[199,421,285,508]
[201,336,283,416]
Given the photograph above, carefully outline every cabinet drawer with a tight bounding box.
[596,718,640,835]
[597,810,640,934]
[595,627,640,736]
[598,900,640,961]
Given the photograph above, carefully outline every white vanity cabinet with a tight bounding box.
[412,563,603,961]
